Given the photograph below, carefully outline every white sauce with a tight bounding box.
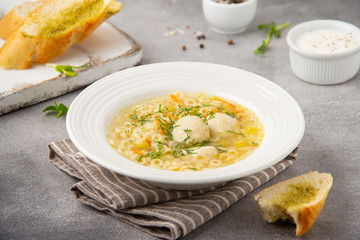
[296,29,360,54]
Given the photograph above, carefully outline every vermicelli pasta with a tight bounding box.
[107,92,264,171]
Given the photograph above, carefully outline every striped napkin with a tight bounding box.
[49,139,297,240]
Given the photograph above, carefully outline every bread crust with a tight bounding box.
[0,30,33,69]
[254,171,333,236]
[294,192,328,236]
[0,0,122,70]
[0,8,23,40]
[0,1,45,40]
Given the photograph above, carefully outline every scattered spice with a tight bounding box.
[200,43,204,48]
[296,29,359,53]
[182,45,187,51]
[227,39,234,45]
[164,28,185,37]
[197,34,206,40]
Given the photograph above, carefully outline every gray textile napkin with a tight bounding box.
[49,139,297,240]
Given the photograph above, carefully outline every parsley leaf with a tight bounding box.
[254,22,290,55]
[46,62,90,77]
[42,101,69,117]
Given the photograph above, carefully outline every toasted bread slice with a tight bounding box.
[0,0,122,69]
[0,1,46,40]
[254,171,333,236]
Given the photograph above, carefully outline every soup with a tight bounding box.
[107,92,264,171]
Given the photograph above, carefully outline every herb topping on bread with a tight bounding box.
[254,171,333,236]
[0,0,122,70]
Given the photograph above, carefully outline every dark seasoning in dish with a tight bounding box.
[213,0,247,4]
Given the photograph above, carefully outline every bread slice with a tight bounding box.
[254,171,333,236]
[0,0,122,70]
[0,1,46,40]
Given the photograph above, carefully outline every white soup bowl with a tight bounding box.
[66,62,305,190]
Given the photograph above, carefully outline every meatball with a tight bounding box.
[195,146,218,158]
[207,113,237,137]
[172,116,210,143]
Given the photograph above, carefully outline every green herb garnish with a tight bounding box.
[42,101,69,117]
[254,22,290,55]
[227,130,246,137]
[146,141,166,159]
[215,147,228,153]
[129,111,139,120]
[136,141,166,161]
[205,110,216,124]
[171,139,212,158]
[176,105,216,125]
[130,111,152,126]
[176,105,201,117]
[183,129,192,143]
[46,62,90,77]
[129,102,242,160]
[225,111,236,118]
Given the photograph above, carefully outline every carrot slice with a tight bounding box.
[145,138,152,145]
[131,148,144,156]
[214,96,236,108]
[156,119,164,134]
[170,94,181,103]
[167,112,173,118]
[159,128,164,134]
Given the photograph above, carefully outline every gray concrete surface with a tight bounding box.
[1,0,360,239]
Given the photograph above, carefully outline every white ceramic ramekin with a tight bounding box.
[287,20,360,85]
[202,0,257,34]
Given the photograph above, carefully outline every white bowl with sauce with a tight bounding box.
[202,0,257,34]
[66,62,305,190]
[287,20,360,85]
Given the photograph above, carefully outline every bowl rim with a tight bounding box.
[286,19,360,59]
[203,0,257,8]
[66,62,305,186]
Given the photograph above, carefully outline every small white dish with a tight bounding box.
[66,62,305,190]
[202,0,257,34]
[287,20,360,85]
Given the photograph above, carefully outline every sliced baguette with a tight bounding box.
[0,1,46,40]
[0,0,122,70]
[254,171,333,236]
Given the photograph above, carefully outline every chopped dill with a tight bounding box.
[227,130,246,138]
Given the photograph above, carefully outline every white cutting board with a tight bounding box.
[0,3,142,115]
